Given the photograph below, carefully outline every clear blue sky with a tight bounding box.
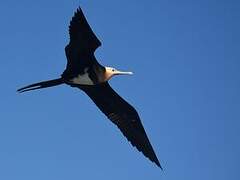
[0,0,239,179]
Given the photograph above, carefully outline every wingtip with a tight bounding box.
[71,7,84,23]
[153,158,163,170]
[77,6,83,13]
[157,162,163,170]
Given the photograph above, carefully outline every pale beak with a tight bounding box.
[115,70,133,75]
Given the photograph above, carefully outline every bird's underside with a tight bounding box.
[17,7,162,168]
[77,82,161,168]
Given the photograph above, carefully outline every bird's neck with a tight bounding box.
[103,70,114,82]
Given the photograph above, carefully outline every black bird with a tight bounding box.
[18,7,162,168]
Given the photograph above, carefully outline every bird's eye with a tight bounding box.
[112,69,115,72]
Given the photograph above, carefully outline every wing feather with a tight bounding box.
[68,7,101,52]
[79,83,162,168]
[63,7,102,78]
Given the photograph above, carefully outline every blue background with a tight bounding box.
[0,0,239,179]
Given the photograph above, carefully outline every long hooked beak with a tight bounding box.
[115,70,133,75]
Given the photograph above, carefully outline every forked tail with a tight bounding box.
[17,78,64,93]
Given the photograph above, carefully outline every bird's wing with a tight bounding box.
[79,82,162,168]
[67,7,101,53]
[64,7,102,76]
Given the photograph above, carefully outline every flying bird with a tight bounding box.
[17,7,162,168]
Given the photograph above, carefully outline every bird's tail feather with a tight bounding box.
[17,78,64,93]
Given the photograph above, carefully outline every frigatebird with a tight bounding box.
[17,7,162,168]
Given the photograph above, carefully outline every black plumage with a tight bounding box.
[79,83,161,168]
[17,7,162,169]
[62,8,104,80]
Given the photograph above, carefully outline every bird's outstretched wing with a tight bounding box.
[78,83,162,168]
[67,7,101,52]
[63,7,102,77]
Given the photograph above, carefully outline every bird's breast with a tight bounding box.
[69,71,94,85]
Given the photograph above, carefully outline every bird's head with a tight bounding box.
[104,67,133,81]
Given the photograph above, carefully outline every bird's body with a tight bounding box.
[18,7,162,169]
[70,70,95,85]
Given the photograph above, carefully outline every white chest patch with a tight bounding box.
[70,68,94,85]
